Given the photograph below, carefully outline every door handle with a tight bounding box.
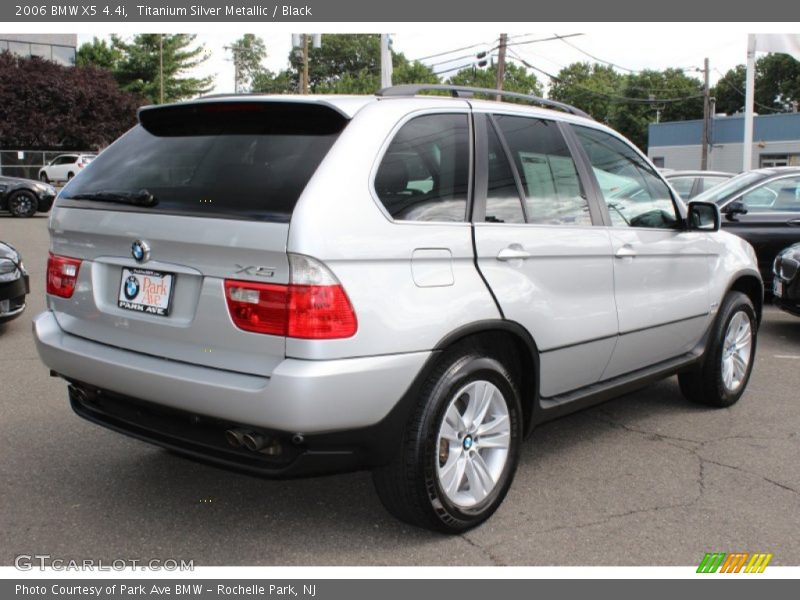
[497,245,532,261]
[615,245,637,259]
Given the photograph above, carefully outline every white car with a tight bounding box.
[38,153,96,184]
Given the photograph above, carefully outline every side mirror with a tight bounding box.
[687,201,720,231]
[724,200,748,221]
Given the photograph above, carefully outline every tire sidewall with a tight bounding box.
[8,191,38,218]
[419,354,522,531]
[707,294,757,405]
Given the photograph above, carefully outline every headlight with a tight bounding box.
[0,258,20,282]
[34,183,52,193]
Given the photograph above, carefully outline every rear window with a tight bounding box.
[59,102,349,222]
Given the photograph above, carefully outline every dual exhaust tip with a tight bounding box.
[225,428,284,456]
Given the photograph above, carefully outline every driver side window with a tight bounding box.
[573,126,680,229]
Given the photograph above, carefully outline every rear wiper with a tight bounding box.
[66,189,158,207]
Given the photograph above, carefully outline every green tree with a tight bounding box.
[227,34,267,93]
[548,62,624,124]
[714,54,800,114]
[448,63,542,98]
[253,34,438,94]
[113,34,213,103]
[611,68,704,150]
[76,36,123,71]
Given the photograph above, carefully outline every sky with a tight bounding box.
[76,27,756,96]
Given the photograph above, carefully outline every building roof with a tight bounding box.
[649,112,800,147]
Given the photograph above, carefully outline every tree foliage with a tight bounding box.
[252,34,438,94]
[77,34,213,103]
[714,54,800,114]
[227,34,267,93]
[0,52,140,150]
[448,63,542,98]
[548,62,624,124]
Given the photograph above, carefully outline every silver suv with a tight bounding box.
[34,85,762,533]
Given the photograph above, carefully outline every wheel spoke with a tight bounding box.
[439,418,460,442]
[731,352,747,380]
[476,414,509,437]
[470,452,496,492]
[722,359,733,389]
[445,403,467,434]
[476,430,510,450]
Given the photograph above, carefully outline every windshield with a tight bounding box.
[692,171,764,204]
[59,102,348,222]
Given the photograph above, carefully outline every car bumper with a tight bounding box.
[0,273,28,321]
[33,310,430,475]
[773,277,800,316]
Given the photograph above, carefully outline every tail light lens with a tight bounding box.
[224,255,357,339]
[46,253,82,298]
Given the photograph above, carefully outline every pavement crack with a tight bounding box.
[699,457,799,496]
[461,532,506,566]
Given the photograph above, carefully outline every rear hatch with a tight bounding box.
[49,100,349,377]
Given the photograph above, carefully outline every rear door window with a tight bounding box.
[59,102,349,222]
[374,113,470,222]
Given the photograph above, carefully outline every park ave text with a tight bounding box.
[16,584,316,597]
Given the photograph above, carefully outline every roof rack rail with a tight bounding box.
[376,84,591,119]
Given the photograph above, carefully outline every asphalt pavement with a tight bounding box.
[1,213,799,566]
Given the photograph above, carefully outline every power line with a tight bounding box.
[412,40,494,63]
[712,68,785,114]
[507,49,704,104]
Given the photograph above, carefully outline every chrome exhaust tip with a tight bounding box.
[241,431,267,452]
[225,429,245,448]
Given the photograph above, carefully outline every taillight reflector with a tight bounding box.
[46,253,82,298]
[224,280,357,339]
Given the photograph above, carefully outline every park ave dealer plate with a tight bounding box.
[118,268,174,316]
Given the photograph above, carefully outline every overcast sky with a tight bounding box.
[77,28,759,95]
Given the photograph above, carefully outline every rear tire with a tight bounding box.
[679,291,757,408]
[7,190,38,218]
[372,346,523,533]
[39,173,49,183]
[67,172,75,181]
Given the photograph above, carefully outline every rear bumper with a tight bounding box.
[33,310,429,434]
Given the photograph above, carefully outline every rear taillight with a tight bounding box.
[224,255,357,339]
[46,253,82,298]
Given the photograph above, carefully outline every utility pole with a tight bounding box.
[495,33,507,101]
[701,57,710,170]
[159,34,164,104]
[302,33,310,95]
[380,34,393,89]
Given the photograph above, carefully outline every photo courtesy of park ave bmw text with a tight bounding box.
[0,0,799,595]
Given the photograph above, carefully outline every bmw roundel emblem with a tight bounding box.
[124,275,140,300]
[131,240,150,263]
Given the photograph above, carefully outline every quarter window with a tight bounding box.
[493,115,590,226]
[374,114,470,222]
[574,126,679,229]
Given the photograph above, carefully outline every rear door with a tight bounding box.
[720,175,800,279]
[472,112,618,398]
[569,125,712,378]
[50,101,349,377]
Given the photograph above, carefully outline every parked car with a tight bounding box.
[692,167,800,282]
[33,86,763,533]
[38,153,96,184]
[0,175,57,218]
[664,170,735,201]
[0,241,29,324]
[773,242,800,316]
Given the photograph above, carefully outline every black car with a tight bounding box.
[693,167,800,282]
[0,241,29,323]
[773,242,800,316]
[0,175,57,218]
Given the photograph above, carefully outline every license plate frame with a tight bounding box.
[774,279,784,298]
[118,267,175,317]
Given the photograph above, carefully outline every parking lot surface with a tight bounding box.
[1,214,799,566]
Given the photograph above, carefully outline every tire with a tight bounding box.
[39,172,49,183]
[67,172,75,181]
[7,190,38,218]
[372,345,523,533]
[679,291,757,408]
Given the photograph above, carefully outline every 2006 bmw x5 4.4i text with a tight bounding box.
[34,85,762,533]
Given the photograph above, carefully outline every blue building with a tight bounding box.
[648,112,800,172]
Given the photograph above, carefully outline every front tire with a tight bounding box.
[39,172,49,183]
[679,291,757,408]
[372,346,523,533]
[7,190,38,218]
